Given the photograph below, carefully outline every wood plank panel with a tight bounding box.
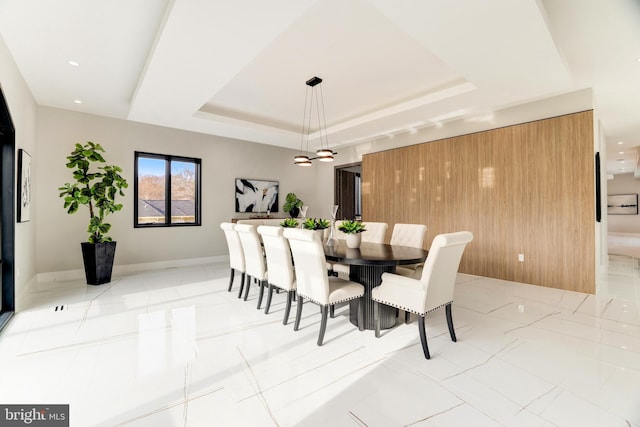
[362,111,595,293]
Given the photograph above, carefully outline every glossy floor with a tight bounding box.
[0,260,639,427]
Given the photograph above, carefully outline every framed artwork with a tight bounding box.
[17,149,32,222]
[235,178,279,213]
[607,193,638,215]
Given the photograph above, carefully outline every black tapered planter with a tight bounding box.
[81,242,116,285]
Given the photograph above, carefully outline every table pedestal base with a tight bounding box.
[349,264,396,330]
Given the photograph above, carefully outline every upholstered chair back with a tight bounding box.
[419,231,473,312]
[220,222,245,272]
[235,224,267,280]
[283,228,330,305]
[361,222,388,244]
[390,223,427,248]
[257,226,295,292]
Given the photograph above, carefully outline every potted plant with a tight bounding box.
[283,192,303,218]
[280,218,299,228]
[302,218,330,230]
[58,142,128,285]
[338,220,366,248]
[302,218,330,239]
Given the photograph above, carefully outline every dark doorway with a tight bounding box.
[334,163,361,220]
[0,85,15,332]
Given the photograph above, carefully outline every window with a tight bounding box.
[134,152,201,227]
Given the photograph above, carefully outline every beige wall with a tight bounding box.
[607,173,640,233]
[362,111,595,294]
[0,34,38,305]
[35,107,334,274]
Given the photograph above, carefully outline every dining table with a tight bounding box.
[323,241,427,330]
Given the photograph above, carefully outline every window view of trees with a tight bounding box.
[135,153,201,227]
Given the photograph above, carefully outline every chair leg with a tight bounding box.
[264,283,274,314]
[330,305,335,318]
[446,303,457,342]
[283,291,293,325]
[357,299,364,332]
[418,315,431,359]
[257,280,266,309]
[405,310,411,324]
[243,276,251,301]
[318,306,328,346]
[228,269,235,292]
[294,296,304,331]
[374,301,381,338]
[237,273,245,299]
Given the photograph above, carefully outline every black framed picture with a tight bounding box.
[17,149,31,222]
[607,194,638,215]
[235,178,279,213]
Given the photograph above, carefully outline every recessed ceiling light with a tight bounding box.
[617,141,624,145]
[619,151,625,154]
[68,60,79,67]
[74,100,82,104]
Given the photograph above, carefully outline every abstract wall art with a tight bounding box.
[607,193,638,215]
[18,149,31,222]
[235,178,279,213]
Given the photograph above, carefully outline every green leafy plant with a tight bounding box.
[58,142,128,243]
[283,192,303,217]
[303,218,330,230]
[280,218,299,228]
[338,219,366,234]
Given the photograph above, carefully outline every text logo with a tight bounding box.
[0,405,68,426]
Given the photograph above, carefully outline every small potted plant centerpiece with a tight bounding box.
[303,218,330,239]
[338,219,366,248]
[58,142,128,285]
[283,192,303,218]
[280,218,299,228]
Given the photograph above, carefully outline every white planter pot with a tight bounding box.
[346,233,362,249]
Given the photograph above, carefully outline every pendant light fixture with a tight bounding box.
[294,76,336,166]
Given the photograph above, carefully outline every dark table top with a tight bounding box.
[323,241,427,267]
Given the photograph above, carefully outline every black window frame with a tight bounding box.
[134,151,202,228]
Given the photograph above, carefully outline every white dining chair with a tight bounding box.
[390,223,427,277]
[283,228,365,346]
[235,224,268,309]
[220,222,246,298]
[332,221,388,279]
[371,231,473,359]
[257,225,297,324]
[328,220,350,279]
[361,222,388,243]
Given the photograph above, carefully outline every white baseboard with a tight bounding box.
[36,255,229,283]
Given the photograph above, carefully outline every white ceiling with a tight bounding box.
[1,0,640,174]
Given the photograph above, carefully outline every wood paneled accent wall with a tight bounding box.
[362,111,595,293]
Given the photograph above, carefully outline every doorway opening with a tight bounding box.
[334,162,361,220]
[0,85,15,332]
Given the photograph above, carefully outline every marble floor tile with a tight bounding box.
[0,262,639,426]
